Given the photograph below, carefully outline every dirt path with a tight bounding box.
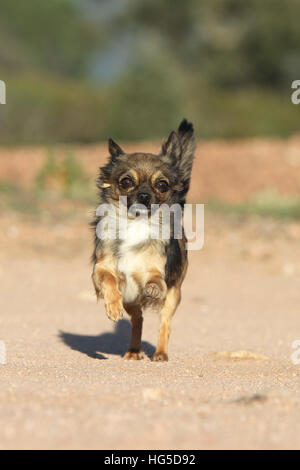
[0,212,300,450]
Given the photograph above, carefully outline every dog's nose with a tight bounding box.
[137,192,151,206]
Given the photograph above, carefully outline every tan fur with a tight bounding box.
[92,119,195,361]
[153,286,182,361]
[93,238,187,359]
[92,253,124,322]
[123,304,144,360]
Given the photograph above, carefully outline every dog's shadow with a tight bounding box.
[59,319,156,360]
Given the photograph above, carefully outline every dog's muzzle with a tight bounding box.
[128,203,149,217]
[137,192,151,206]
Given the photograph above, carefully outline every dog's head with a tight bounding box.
[98,119,196,215]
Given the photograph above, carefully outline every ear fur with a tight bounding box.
[161,131,181,165]
[161,119,196,192]
[108,138,125,160]
[97,139,125,189]
[177,119,196,185]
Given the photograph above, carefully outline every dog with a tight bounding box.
[92,119,196,361]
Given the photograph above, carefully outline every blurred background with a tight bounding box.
[0,0,300,215]
[2,0,300,451]
[1,0,300,144]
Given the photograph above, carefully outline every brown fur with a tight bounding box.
[92,119,196,361]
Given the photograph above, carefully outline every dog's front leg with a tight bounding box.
[152,286,181,362]
[93,263,124,322]
[123,304,144,360]
[143,270,167,302]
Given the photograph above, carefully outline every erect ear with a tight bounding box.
[98,139,125,189]
[161,120,196,193]
[176,119,196,185]
[108,138,125,160]
[160,130,181,165]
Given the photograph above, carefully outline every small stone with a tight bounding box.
[211,350,269,361]
[282,263,296,277]
[77,290,96,302]
[142,388,163,402]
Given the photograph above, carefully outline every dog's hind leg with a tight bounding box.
[152,286,181,362]
[123,304,144,360]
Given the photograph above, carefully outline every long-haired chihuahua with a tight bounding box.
[92,119,196,361]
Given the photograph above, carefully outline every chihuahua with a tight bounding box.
[92,119,196,361]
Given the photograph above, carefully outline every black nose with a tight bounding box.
[137,192,151,206]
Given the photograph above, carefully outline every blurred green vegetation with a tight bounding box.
[36,151,94,199]
[0,0,300,144]
[208,191,300,220]
[0,152,96,218]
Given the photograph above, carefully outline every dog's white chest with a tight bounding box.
[118,218,153,303]
[123,217,154,247]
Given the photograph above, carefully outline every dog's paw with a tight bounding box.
[124,350,144,360]
[144,282,165,300]
[105,298,124,322]
[151,351,168,362]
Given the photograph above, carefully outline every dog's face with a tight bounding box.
[102,151,180,215]
[98,120,196,215]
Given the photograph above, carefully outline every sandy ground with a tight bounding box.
[0,208,300,450]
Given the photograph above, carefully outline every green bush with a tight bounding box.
[36,150,93,199]
[1,0,300,143]
[208,191,300,220]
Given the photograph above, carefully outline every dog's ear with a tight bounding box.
[161,119,196,192]
[97,139,125,189]
[177,119,196,186]
[108,138,125,160]
[161,131,181,165]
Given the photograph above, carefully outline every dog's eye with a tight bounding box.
[119,177,134,190]
[155,180,169,192]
